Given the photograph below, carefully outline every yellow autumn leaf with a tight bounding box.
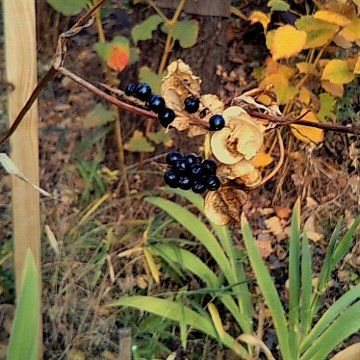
[260,73,298,104]
[298,87,312,105]
[291,111,324,144]
[270,25,307,60]
[339,19,360,42]
[143,248,160,283]
[322,59,355,84]
[354,56,360,74]
[251,149,274,167]
[321,80,344,97]
[314,10,351,27]
[296,62,317,75]
[249,11,271,31]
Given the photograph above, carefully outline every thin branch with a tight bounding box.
[248,110,360,136]
[57,67,158,119]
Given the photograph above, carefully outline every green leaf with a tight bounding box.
[318,93,337,122]
[268,0,290,11]
[124,130,155,153]
[300,284,360,355]
[300,234,312,337]
[241,214,291,360]
[109,296,249,358]
[94,36,130,72]
[139,66,165,95]
[83,104,114,129]
[130,47,141,65]
[146,197,233,283]
[159,187,253,333]
[288,201,301,354]
[300,301,360,360]
[147,128,172,145]
[132,15,164,45]
[7,250,40,360]
[162,19,200,48]
[296,16,339,49]
[46,0,87,15]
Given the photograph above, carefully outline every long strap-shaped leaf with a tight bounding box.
[7,250,40,360]
[300,301,360,360]
[109,296,250,359]
[153,244,252,333]
[241,213,292,360]
[159,188,253,332]
[288,200,301,356]
[300,283,360,354]
[146,197,233,285]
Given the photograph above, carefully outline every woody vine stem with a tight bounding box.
[1,0,359,149]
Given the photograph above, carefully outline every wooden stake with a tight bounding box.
[3,0,42,345]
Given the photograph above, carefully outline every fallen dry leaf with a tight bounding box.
[304,214,323,242]
[265,216,286,241]
[256,235,274,259]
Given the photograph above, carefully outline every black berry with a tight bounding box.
[159,108,175,128]
[207,175,221,191]
[184,97,200,113]
[209,114,225,131]
[190,164,205,178]
[202,160,217,175]
[149,95,165,114]
[125,83,136,96]
[135,83,152,101]
[174,159,190,174]
[164,169,179,188]
[184,154,199,166]
[178,176,193,190]
[166,151,182,165]
[192,181,207,194]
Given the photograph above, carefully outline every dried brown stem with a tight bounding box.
[248,110,360,136]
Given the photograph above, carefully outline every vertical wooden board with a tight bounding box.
[3,0,41,294]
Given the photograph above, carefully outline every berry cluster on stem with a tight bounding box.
[164,151,221,193]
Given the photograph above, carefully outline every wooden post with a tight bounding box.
[3,0,42,348]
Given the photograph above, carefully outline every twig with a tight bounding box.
[248,110,360,136]
[57,67,158,119]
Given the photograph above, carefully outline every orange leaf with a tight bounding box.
[108,45,130,72]
[251,149,274,168]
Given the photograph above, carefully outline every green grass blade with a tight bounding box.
[318,217,343,292]
[300,283,360,354]
[300,301,360,360]
[7,250,40,360]
[152,244,218,287]
[153,244,252,333]
[241,214,291,360]
[159,188,253,332]
[330,216,360,274]
[288,201,301,354]
[110,296,249,359]
[146,197,233,283]
[300,234,312,337]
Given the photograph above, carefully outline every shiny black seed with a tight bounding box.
[184,97,200,113]
[192,181,207,194]
[184,154,199,166]
[209,114,225,131]
[207,175,221,191]
[159,108,176,127]
[190,164,205,178]
[164,169,179,188]
[201,159,217,175]
[125,83,137,96]
[149,95,165,114]
[174,159,190,174]
[166,151,182,165]
[178,176,193,190]
[135,83,152,101]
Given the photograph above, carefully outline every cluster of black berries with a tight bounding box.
[125,83,175,128]
[124,83,225,132]
[164,152,221,193]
